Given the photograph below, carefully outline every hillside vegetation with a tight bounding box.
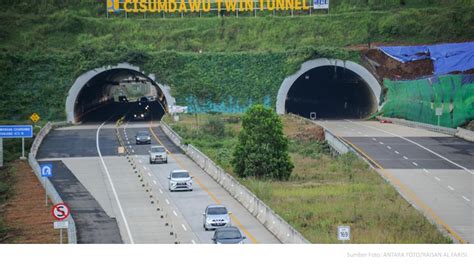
[0,0,472,121]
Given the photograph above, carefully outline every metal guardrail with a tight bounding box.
[28,121,77,244]
[160,121,309,244]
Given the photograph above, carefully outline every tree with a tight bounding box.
[232,105,294,180]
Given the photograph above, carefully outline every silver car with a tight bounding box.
[149,145,168,164]
[203,204,231,230]
[168,170,193,191]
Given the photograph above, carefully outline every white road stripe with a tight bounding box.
[434,176,441,181]
[159,189,163,194]
[347,120,474,175]
[423,168,429,173]
[181,224,187,231]
[165,199,170,204]
[143,166,147,170]
[131,149,135,153]
[394,151,399,154]
[173,211,178,216]
[462,196,471,202]
[412,162,418,166]
[448,186,455,191]
[191,240,196,244]
[379,142,384,145]
[372,138,377,141]
[387,146,392,150]
[97,122,134,244]
[403,156,408,160]
[153,180,156,184]
[148,172,152,177]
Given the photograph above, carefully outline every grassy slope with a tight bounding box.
[165,114,451,243]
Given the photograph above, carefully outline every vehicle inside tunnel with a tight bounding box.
[73,68,167,123]
[285,66,377,119]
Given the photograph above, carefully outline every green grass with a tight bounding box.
[166,113,452,243]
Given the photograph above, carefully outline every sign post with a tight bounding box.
[435,107,443,126]
[338,225,350,243]
[0,138,3,168]
[0,125,33,162]
[52,203,70,244]
[40,164,53,206]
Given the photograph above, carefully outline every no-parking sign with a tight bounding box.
[52,203,70,221]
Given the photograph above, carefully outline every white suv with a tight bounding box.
[149,145,168,164]
[168,170,193,191]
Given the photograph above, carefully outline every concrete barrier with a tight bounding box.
[29,122,77,244]
[160,121,309,244]
[378,116,458,136]
[455,127,474,142]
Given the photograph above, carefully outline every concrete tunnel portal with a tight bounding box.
[276,59,382,119]
[66,63,175,124]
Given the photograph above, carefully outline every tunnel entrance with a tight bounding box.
[276,59,382,119]
[66,64,174,124]
[285,66,376,119]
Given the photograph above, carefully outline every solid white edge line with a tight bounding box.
[347,120,474,175]
[97,121,134,244]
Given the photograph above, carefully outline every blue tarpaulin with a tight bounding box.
[380,42,474,75]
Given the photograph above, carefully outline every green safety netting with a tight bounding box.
[382,75,474,128]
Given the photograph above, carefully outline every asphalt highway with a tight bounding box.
[318,119,474,243]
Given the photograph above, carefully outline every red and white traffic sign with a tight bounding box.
[51,203,70,221]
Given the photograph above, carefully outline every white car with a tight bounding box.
[168,170,193,191]
[149,145,168,164]
[203,204,231,230]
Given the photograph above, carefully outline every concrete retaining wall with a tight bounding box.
[160,121,309,244]
[29,122,77,244]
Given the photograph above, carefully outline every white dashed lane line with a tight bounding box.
[181,224,187,231]
[165,199,170,204]
[423,168,429,173]
[403,156,409,160]
[387,146,392,150]
[394,150,399,154]
[148,172,152,177]
[462,196,471,202]
[372,138,377,141]
[131,149,135,153]
[191,240,196,244]
[412,162,418,166]
[379,142,384,145]
[143,166,147,170]
[159,189,163,194]
[152,180,156,184]
[173,210,178,217]
[448,186,455,191]
[434,176,441,181]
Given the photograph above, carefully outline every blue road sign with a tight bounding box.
[40,164,53,178]
[0,125,33,138]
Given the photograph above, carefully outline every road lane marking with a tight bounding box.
[462,196,471,202]
[143,166,147,170]
[412,162,418,166]
[422,168,429,173]
[97,121,134,244]
[348,120,474,175]
[148,172,152,177]
[448,186,455,191]
[131,149,135,153]
[165,199,170,204]
[191,240,196,244]
[387,146,392,150]
[159,189,163,194]
[403,156,408,160]
[153,180,156,184]
[181,224,187,231]
[148,122,259,244]
[173,210,178,217]
[379,142,384,145]
[339,135,467,244]
[394,150,399,154]
[372,138,377,141]
[434,177,441,181]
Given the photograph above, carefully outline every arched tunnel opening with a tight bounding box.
[73,69,167,123]
[285,66,377,119]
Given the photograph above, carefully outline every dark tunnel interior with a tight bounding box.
[74,69,166,123]
[285,66,377,119]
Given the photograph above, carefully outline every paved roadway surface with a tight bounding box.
[37,120,279,244]
[317,119,474,243]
